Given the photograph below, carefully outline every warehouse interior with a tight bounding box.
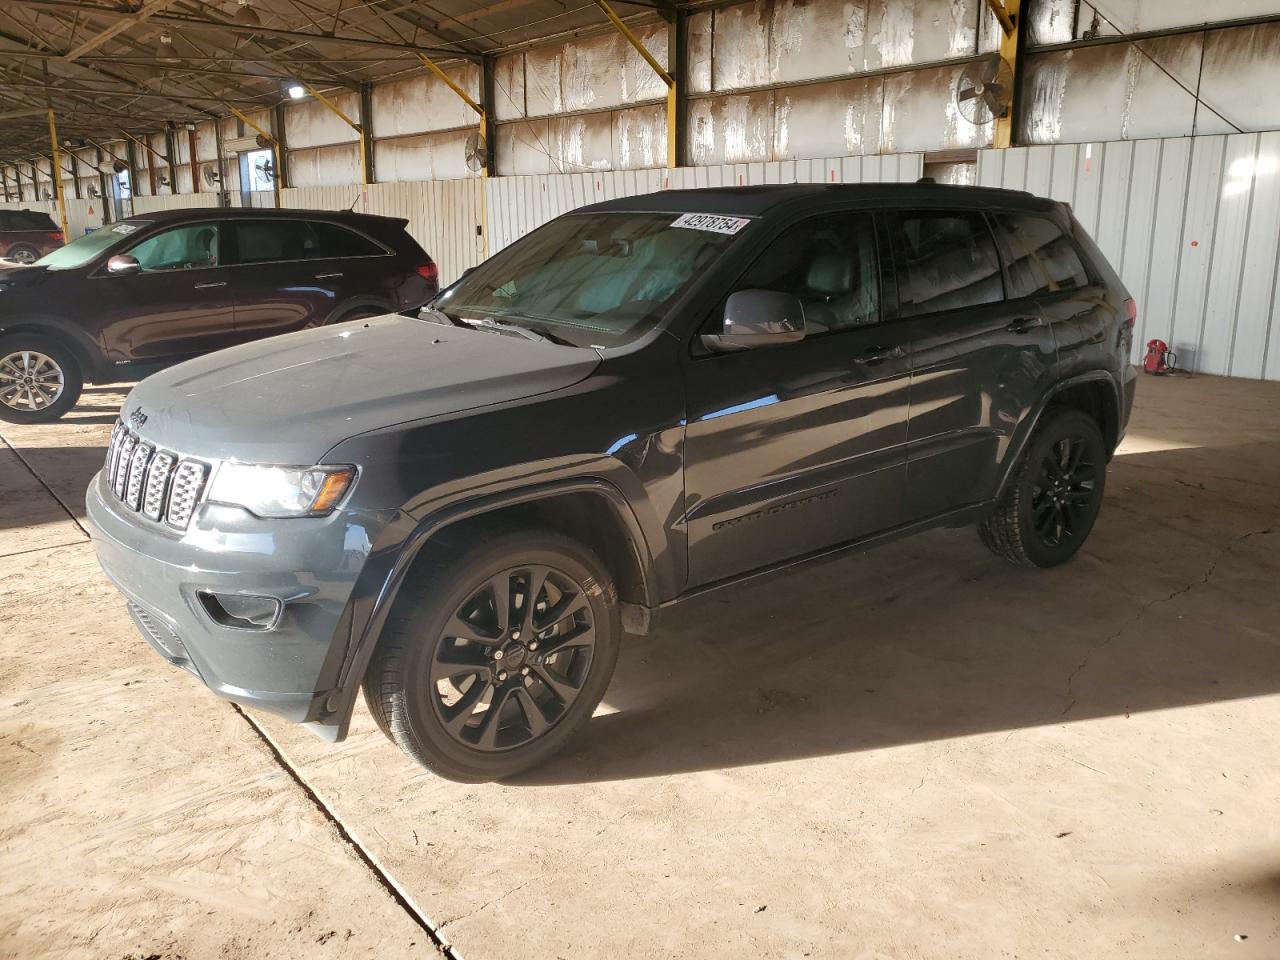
[2,1,1279,958]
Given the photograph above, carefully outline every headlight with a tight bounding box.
[207,463,356,518]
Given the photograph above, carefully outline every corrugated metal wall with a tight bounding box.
[486,153,924,252]
[978,132,1280,381]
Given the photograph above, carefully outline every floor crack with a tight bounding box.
[438,877,537,932]
[1062,528,1272,715]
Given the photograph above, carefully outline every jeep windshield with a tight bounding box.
[432,211,750,348]
[35,220,150,271]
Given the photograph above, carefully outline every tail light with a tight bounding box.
[415,261,439,287]
[1123,298,1137,329]
[47,232,64,243]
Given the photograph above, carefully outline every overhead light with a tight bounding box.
[287,83,306,100]
[157,30,180,63]
[234,0,261,27]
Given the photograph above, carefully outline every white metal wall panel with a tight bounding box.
[484,153,923,254]
[130,194,221,214]
[978,133,1280,381]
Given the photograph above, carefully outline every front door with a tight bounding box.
[682,211,913,587]
[94,219,239,362]
[887,209,1059,519]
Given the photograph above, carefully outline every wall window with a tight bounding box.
[729,213,880,334]
[997,213,1090,298]
[890,212,1003,316]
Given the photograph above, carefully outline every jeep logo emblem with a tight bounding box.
[128,406,147,429]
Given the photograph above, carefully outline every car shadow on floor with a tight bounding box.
[0,444,109,530]
[516,440,1280,785]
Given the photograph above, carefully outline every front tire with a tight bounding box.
[363,528,621,782]
[978,409,1107,568]
[0,335,83,424]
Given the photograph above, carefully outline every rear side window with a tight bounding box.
[889,211,1003,316]
[310,221,386,257]
[997,213,1090,297]
[0,211,58,231]
[233,219,317,264]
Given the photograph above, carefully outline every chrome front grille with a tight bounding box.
[103,419,209,530]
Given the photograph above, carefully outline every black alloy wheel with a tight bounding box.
[978,409,1107,568]
[364,528,620,782]
[429,564,598,752]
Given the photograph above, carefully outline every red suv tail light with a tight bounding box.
[415,261,439,287]
[1123,298,1137,329]
[47,232,64,243]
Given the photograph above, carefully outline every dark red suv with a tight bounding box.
[0,209,65,265]
[0,208,439,423]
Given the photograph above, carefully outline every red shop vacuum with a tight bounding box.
[1142,339,1176,375]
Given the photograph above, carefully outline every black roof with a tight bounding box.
[124,207,402,225]
[582,182,1053,217]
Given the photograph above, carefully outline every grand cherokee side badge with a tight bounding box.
[128,406,148,429]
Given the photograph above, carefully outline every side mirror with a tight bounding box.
[701,289,806,352]
[106,254,141,276]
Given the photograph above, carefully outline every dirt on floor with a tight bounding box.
[2,373,1279,960]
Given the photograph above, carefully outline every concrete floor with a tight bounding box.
[2,373,1278,960]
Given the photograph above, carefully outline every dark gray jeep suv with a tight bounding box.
[87,184,1136,781]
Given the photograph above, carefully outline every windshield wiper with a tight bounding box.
[457,315,574,346]
[421,306,466,327]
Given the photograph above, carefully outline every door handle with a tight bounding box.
[193,281,226,290]
[315,272,344,280]
[855,344,906,363]
[1006,316,1046,334]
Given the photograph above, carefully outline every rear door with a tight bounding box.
[228,218,345,338]
[888,209,1058,519]
[93,219,240,362]
[682,210,914,586]
[993,209,1110,379]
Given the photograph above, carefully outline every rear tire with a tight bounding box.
[978,409,1106,568]
[6,245,39,265]
[0,335,83,424]
[363,527,621,782]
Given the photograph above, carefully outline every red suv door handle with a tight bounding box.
[1006,316,1045,334]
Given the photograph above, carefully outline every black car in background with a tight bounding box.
[0,208,439,423]
[0,209,64,265]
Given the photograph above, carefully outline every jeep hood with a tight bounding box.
[123,314,601,463]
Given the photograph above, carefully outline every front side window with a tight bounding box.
[998,213,1090,298]
[723,212,880,335]
[434,211,745,348]
[126,222,220,272]
[890,212,1003,316]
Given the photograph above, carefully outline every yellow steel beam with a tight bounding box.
[47,110,71,239]
[416,53,488,177]
[303,84,369,185]
[590,0,677,168]
[990,0,1021,149]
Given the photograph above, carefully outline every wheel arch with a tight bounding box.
[0,321,101,382]
[313,477,660,741]
[994,371,1121,500]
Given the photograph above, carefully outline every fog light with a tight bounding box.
[199,592,282,630]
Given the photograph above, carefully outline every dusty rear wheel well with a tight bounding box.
[1046,379,1119,455]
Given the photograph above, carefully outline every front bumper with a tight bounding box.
[85,468,392,724]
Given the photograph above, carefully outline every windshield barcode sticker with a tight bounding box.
[670,213,750,235]
[111,223,140,235]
